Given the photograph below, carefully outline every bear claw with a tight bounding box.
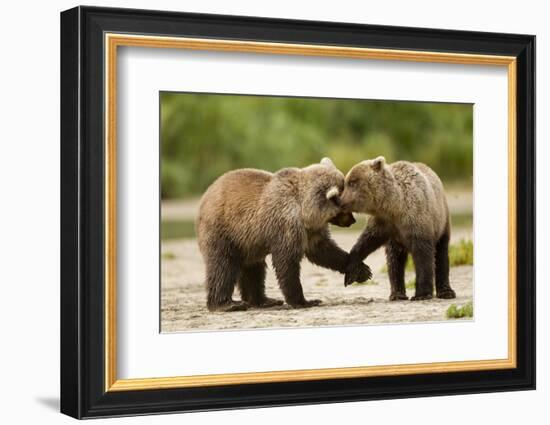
[411,294,433,301]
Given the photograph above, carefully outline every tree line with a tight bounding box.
[161,92,473,199]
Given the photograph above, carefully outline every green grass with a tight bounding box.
[446,302,473,319]
[449,239,473,266]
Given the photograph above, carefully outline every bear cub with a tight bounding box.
[341,157,456,301]
[196,158,371,312]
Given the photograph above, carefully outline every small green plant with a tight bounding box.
[405,279,416,290]
[162,251,176,260]
[446,302,473,319]
[449,239,474,267]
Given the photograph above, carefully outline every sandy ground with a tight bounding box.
[161,229,473,332]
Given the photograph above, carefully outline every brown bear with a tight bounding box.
[340,157,456,301]
[196,158,371,312]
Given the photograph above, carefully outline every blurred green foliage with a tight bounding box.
[448,239,474,267]
[161,92,472,199]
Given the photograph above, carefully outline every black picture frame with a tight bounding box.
[60,5,535,419]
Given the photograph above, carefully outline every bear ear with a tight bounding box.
[320,157,336,169]
[326,185,340,201]
[371,156,386,171]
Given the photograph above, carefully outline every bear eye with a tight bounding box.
[348,179,358,188]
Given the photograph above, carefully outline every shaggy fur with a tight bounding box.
[341,157,456,301]
[197,158,371,312]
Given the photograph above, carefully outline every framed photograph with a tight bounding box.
[60,6,535,419]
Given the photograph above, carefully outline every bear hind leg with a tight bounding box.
[385,239,409,301]
[410,238,435,301]
[204,245,248,312]
[435,231,456,299]
[238,261,283,308]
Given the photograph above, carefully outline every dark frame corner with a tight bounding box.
[61,5,535,419]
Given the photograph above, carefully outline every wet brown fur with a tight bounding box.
[341,157,456,301]
[197,159,371,311]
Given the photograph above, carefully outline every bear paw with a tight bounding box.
[344,262,372,287]
[209,300,250,312]
[389,292,408,301]
[254,297,284,308]
[289,299,322,309]
[436,289,456,299]
[410,293,433,301]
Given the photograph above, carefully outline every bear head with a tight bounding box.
[299,158,355,229]
[340,156,396,215]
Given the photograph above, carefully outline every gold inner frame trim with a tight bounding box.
[104,33,518,392]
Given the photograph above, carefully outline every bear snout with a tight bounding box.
[329,211,356,228]
[339,193,353,212]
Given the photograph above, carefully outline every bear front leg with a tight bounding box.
[238,261,283,308]
[271,250,321,308]
[306,232,371,284]
[306,229,368,275]
[385,239,409,301]
[345,218,389,286]
[409,237,436,301]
